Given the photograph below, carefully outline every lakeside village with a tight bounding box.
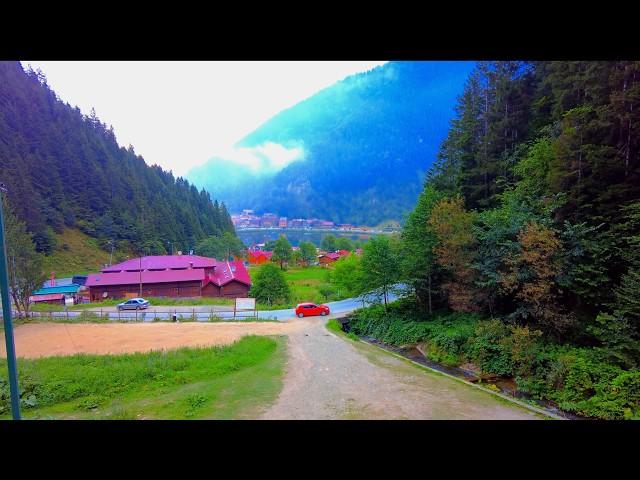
[231,209,398,233]
[27,241,360,308]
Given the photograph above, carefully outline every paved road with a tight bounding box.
[21,288,405,322]
[261,316,544,420]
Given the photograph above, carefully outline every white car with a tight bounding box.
[117,298,150,311]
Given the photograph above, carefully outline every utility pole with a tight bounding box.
[0,182,21,419]
[139,253,143,297]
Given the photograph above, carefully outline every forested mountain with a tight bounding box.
[0,61,235,255]
[187,61,475,225]
[356,61,640,419]
[426,61,640,320]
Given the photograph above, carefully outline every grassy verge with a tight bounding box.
[15,311,110,325]
[0,335,286,419]
[326,319,359,341]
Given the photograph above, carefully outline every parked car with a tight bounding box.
[295,302,330,318]
[117,298,150,311]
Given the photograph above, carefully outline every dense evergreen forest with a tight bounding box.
[0,61,235,256]
[349,61,640,419]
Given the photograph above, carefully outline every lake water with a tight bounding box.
[236,229,374,247]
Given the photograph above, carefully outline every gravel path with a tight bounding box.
[260,317,543,420]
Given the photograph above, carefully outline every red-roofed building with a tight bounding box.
[337,249,351,257]
[28,293,66,304]
[318,252,341,265]
[247,250,273,265]
[85,256,251,301]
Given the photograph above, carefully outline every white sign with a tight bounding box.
[235,298,256,310]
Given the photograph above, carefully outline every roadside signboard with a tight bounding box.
[235,298,255,310]
[234,297,257,319]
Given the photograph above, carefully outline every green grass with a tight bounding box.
[42,228,129,278]
[0,335,286,419]
[249,265,349,308]
[326,319,359,341]
[326,319,343,334]
[15,311,110,325]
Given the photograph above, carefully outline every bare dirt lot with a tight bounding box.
[0,321,303,359]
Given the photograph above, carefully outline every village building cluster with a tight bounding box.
[29,255,252,305]
[28,242,361,306]
[231,209,357,231]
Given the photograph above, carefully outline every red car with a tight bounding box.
[295,302,330,318]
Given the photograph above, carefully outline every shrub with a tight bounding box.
[249,264,291,305]
[503,325,544,378]
[465,319,514,376]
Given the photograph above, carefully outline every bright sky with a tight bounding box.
[22,61,387,176]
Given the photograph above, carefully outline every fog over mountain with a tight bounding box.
[187,61,475,225]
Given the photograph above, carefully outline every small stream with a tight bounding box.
[357,335,586,420]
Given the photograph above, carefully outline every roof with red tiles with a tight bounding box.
[87,257,252,289]
[102,255,216,273]
[205,260,252,287]
[86,268,206,287]
[248,250,273,259]
[29,293,65,302]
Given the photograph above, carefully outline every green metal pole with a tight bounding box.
[0,186,21,419]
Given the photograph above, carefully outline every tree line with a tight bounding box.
[0,62,236,257]
[341,61,640,419]
[412,61,640,344]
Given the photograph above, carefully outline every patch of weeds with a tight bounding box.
[184,393,208,418]
[75,394,105,411]
[109,406,137,420]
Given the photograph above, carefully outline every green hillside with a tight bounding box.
[41,229,129,278]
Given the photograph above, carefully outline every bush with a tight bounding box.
[465,319,513,376]
[249,264,291,305]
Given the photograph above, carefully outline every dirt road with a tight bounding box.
[2,318,544,419]
[260,318,544,420]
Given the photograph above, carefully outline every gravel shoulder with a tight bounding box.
[260,317,544,420]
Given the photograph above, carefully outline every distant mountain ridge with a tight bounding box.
[188,61,475,225]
